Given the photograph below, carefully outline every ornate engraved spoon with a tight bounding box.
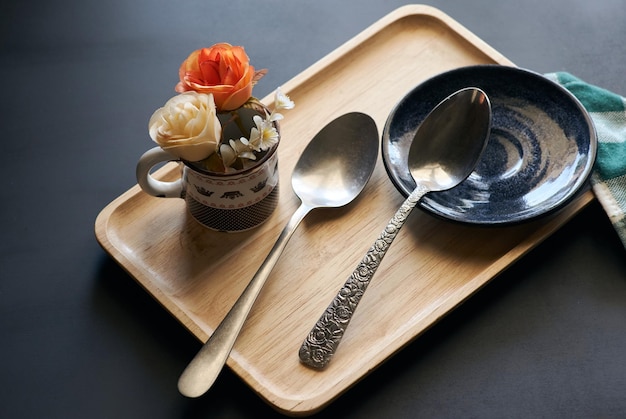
[178,112,379,397]
[299,88,492,369]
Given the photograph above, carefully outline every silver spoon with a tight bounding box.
[299,87,492,369]
[178,112,379,397]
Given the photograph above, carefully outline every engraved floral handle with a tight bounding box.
[299,183,429,369]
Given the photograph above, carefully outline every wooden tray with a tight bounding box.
[95,5,593,416]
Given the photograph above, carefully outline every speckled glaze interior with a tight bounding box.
[382,65,597,225]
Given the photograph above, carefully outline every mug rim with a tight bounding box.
[183,140,279,177]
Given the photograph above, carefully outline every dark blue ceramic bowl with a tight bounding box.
[382,65,597,225]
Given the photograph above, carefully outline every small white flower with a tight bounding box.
[248,115,279,151]
[220,137,257,169]
[274,86,295,111]
[269,112,284,122]
[219,143,237,168]
[229,138,256,160]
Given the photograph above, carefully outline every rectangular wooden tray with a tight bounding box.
[95,5,593,416]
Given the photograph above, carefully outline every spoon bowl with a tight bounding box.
[292,114,379,208]
[408,87,492,191]
[178,112,378,398]
[299,88,491,369]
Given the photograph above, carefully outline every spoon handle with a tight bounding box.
[178,203,312,398]
[299,185,429,369]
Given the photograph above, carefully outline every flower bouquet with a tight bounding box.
[136,43,295,232]
[148,43,294,173]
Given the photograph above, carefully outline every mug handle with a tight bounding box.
[136,147,183,198]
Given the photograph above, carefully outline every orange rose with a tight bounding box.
[175,43,265,111]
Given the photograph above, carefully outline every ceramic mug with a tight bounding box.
[136,145,279,232]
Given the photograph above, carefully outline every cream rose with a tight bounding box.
[148,92,222,162]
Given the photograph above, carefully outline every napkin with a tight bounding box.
[545,72,626,250]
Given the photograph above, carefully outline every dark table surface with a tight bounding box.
[2,1,626,418]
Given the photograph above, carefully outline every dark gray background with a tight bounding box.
[1,1,625,417]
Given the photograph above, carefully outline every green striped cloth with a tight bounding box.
[546,72,626,249]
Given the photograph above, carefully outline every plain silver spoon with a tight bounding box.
[178,112,379,397]
[299,87,492,369]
